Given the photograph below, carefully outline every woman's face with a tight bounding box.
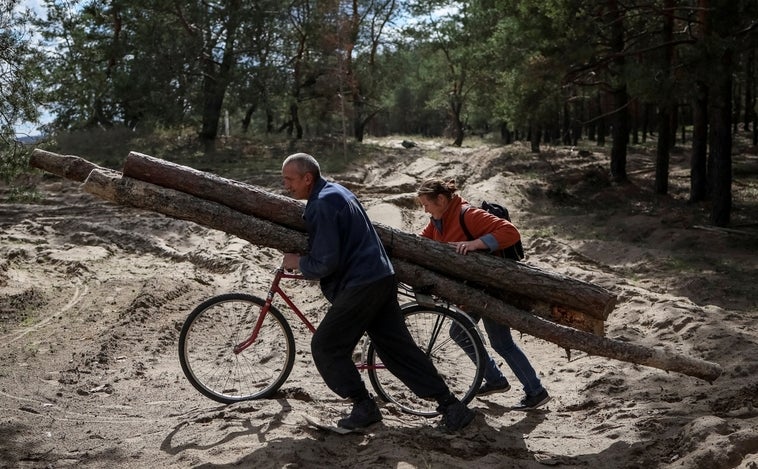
[419,194,449,220]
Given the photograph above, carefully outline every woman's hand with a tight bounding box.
[450,239,483,255]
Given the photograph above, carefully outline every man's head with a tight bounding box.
[282,153,321,200]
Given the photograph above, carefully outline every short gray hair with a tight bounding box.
[283,152,321,178]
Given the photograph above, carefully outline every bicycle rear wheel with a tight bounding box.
[178,293,295,404]
[366,304,486,416]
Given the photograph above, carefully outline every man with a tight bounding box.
[281,152,475,431]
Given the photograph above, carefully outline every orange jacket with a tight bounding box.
[420,194,520,250]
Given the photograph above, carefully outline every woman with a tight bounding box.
[416,178,551,411]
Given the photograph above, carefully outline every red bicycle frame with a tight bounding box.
[231,268,382,370]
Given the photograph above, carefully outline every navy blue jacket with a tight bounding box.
[298,177,394,303]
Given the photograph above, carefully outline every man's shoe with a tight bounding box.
[437,400,475,432]
[477,380,511,396]
[337,398,382,430]
[512,389,551,411]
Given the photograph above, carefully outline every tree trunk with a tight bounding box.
[609,83,629,183]
[529,123,541,153]
[655,1,674,195]
[607,0,627,181]
[31,149,618,322]
[690,82,709,202]
[353,103,366,143]
[450,94,464,147]
[655,105,671,194]
[597,98,606,146]
[393,260,722,382]
[500,122,512,144]
[745,48,756,131]
[119,151,616,319]
[28,150,723,382]
[242,104,256,133]
[562,101,571,145]
[198,0,243,156]
[29,150,101,182]
[710,50,733,227]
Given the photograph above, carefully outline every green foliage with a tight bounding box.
[1,1,44,185]
[2,0,756,157]
[0,142,30,184]
[497,53,563,127]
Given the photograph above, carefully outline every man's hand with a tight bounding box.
[282,253,301,271]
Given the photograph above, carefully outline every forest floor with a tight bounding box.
[1,135,757,468]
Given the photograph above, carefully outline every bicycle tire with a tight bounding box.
[366,304,486,417]
[178,293,295,404]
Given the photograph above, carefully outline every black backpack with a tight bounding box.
[459,201,525,261]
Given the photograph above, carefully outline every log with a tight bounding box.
[122,151,306,231]
[120,151,617,320]
[376,224,615,320]
[30,149,614,330]
[30,149,103,182]
[393,260,722,382]
[83,169,307,254]
[80,166,722,382]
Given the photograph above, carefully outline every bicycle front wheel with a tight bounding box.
[367,304,486,416]
[178,293,295,404]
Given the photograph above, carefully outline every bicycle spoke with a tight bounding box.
[367,305,486,416]
[179,294,295,403]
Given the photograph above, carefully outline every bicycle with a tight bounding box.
[178,267,486,417]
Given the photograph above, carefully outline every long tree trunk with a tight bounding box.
[530,123,541,153]
[608,0,628,183]
[655,105,671,194]
[710,50,733,227]
[655,0,674,195]
[31,149,618,323]
[744,48,755,131]
[28,149,723,382]
[450,93,465,147]
[691,0,711,203]
[198,0,242,155]
[392,260,722,382]
[691,82,709,202]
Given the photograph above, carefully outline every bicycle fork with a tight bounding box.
[233,268,316,354]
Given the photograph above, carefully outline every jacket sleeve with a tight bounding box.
[462,208,520,251]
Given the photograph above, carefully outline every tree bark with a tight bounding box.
[73,166,722,382]
[655,0,674,195]
[29,150,102,182]
[607,0,628,182]
[393,260,722,382]
[119,151,618,320]
[198,0,242,156]
[83,169,307,254]
[29,149,618,321]
[690,82,709,202]
[121,151,305,231]
[656,104,671,194]
[710,50,733,227]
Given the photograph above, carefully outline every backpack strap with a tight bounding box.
[459,206,475,241]
[460,203,525,261]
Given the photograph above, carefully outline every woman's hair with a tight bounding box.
[282,152,321,178]
[417,178,457,199]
